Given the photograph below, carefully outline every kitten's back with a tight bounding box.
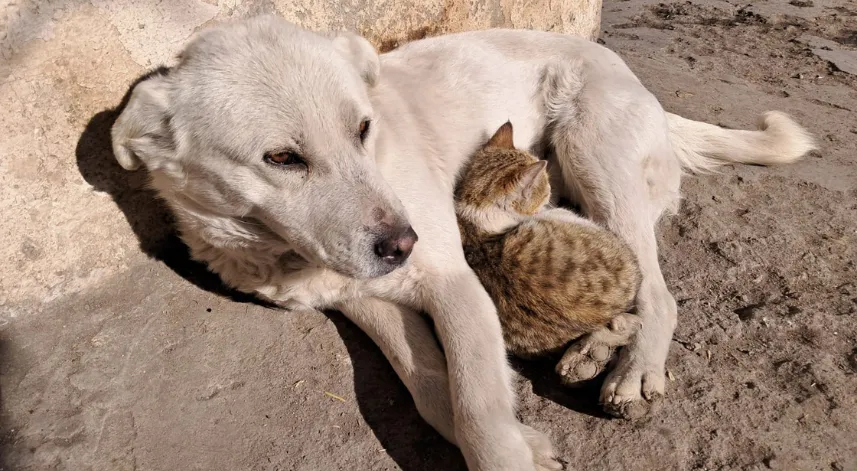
[490,217,640,356]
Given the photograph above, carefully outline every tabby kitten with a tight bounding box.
[455,122,642,385]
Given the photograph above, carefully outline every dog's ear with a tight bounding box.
[111,73,176,171]
[485,122,515,149]
[331,32,381,87]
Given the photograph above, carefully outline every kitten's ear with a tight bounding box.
[485,121,515,149]
[514,160,548,200]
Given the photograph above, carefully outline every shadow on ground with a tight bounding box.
[512,357,612,420]
[326,311,467,470]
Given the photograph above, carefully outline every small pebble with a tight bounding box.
[763,455,779,469]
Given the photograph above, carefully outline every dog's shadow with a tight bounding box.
[511,357,612,420]
[325,311,467,470]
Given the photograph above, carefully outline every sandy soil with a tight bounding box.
[1,0,856,470]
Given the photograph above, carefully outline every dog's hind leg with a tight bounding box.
[555,141,678,419]
[543,63,681,419]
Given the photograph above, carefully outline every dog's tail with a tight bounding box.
[666,111,816,173]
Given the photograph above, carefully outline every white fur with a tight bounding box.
[111,15,814,469]
[455,203,522,234]
[667,111,816,172]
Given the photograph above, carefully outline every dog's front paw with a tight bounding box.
[518,423,563,471]
[599,350,665,419]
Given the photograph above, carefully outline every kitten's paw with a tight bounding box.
[599,351,665,419]
[555,313,641,386]
[555,340,612,385]
[518,423,563,471]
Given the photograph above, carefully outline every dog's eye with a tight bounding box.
[264,150,305,168]
[359,119,371,143]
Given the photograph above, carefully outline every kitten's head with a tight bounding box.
[455,122,550,234]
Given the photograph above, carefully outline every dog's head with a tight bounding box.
[111,15,416,279]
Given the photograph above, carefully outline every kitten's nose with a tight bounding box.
[374,226,418,266]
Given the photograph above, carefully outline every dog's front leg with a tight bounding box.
[421,271,547,471]
[339,297,560,471]
[335,297,456,442]
[544,69,679,418]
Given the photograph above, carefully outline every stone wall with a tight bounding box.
[273,0,603,51]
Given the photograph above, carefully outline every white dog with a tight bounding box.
[111,15,814,470]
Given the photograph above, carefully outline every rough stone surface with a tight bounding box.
[2,0,857,470]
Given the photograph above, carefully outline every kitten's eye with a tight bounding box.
[264,150,305,168]
[359,119,371,143]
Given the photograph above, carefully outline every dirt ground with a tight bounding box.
[2,0,856,469]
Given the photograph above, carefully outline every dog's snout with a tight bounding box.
[374,226,418,266]
[372,207,395,225]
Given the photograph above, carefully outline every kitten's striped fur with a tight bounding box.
[456,123,641,363]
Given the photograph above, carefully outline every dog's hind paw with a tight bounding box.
[518,423,563,471]
[555,313,641,386]
[599,352,665,419]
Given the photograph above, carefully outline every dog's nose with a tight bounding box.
[374,226,418,266]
